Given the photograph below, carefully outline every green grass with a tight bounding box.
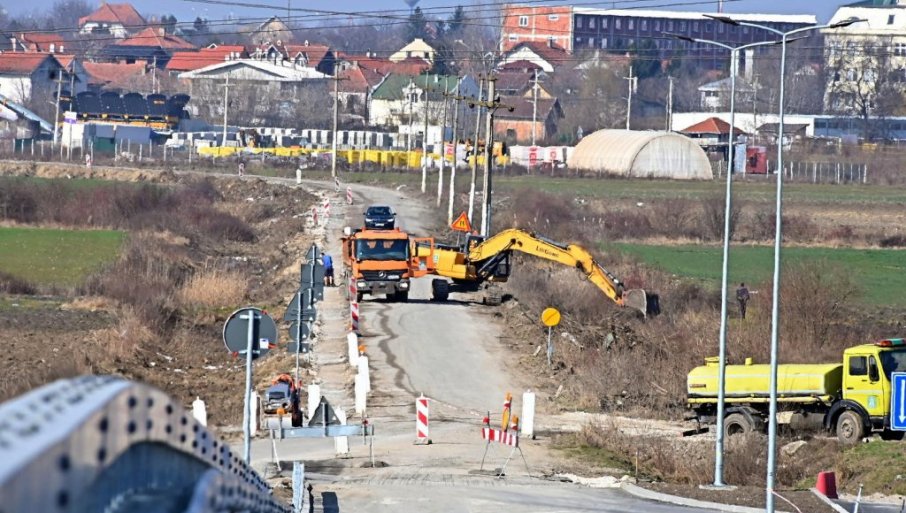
[607,243,906,307]
[0,227,126,287]
[840,441,906,495]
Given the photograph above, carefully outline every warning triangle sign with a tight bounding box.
[451,212,472,232]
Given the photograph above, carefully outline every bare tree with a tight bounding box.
[45,0,91,30]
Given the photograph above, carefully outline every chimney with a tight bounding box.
[547,38,553,48]
[10,37,16,52]
[159,27,165,37]
[304,40,309,46]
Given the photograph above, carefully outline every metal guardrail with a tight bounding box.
[0,376,290,513]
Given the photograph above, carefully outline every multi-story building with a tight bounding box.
[822,1,906,117]
[500,4,818,71]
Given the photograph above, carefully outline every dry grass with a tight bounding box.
[178,267,248,309]
[91,306,155,360]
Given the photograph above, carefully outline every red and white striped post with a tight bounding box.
[350,301,360,333]
[346,186,353,205]
[312,206,318,226]
[415,395,431,445]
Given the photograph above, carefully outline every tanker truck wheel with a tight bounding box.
[724,413,756,439]
[836,410,865,445]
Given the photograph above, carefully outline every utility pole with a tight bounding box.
[422,76,430,194]
[151,56,157,95]
[623,66,636,131]
[531,69,539,146]
[407,81,415,153]
[53,73,63,146]
[479,76,500,237]
[447,82,461,225]
[220,73,231,147]
[468,76,484,225]
[437,78,451,207]
[666,76,674,131]
[332,72,346,179]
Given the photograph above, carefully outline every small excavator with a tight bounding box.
[420,229,659,317]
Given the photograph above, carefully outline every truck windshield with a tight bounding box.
[356,239,409,261]
[879,350,906,380]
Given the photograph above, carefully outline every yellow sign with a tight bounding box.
[451,212,472,233]
[541,307,561,327]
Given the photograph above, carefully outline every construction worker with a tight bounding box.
[736,283,750,319]
[322,253,335,287]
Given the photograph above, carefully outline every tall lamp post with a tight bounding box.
[705,15,864,513]
[668,33,785,490]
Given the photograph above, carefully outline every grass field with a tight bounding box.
[607,243,906,307]
[0,227,125,287]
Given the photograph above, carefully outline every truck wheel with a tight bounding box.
[431,279,449,301]
[356,292,364,302]
[880,429,905,441]
[836,410,865,445]
[724,413,755,438]
[396,291,409,302]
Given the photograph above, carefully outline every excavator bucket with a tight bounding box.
[623,289,660,317]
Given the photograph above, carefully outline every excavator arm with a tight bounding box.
[468,229,658,316]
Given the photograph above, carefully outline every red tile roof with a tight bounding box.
[79,3,146,28]
[339,54,431,76]
[495,95,561,121]
[54,54,76,69]
[506,41,569,66]
[15,32,67,52]
[165,45,248,72]
[680,117,746,135]
[83,61,146,87]
[254,41,333,68]
[116,27,196,50]
[0,53,56,74]
[498,59,543,72]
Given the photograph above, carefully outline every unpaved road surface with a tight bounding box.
[242,179,712,512]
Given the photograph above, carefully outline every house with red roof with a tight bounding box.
[6,32,69,53]
[493,95,563,144]
[81,62,148,92]
[251,40,335,75]
[0,53,67,105]
[679,116,747,159]
[334,63,386,121]
[79,3,146,38]
[498,41,570,73]
[165,44,248,74]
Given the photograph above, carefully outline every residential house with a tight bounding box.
[78,3,146,38]
[698,76,755,111]
[500,4,573,52]
[822,2,906,115]
[336,52,431,76]
[336,64,384,122]
[389,38,436,63]
[249,17,293,46]
[53,55,91,95]
[679,116,746,159]
[82,62,149,92]
[165,44,248,75]
[6,32,68,53]
[0,53,66,105]
[99,27,196,66]
[250,40,335,75]
[368,74,479,130]
[498,41,569,73]
[494,70,552,98]
[493,95,563,144]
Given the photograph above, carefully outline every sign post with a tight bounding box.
[540,307,560,368]
[891,372,906,431]
[223,307,278,463]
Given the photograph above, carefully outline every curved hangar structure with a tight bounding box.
[567,129,713,180]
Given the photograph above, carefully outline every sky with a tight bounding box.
[3,0,845,26]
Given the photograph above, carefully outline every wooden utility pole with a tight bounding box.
[468,76,484,225]
[331,72,348,179]
[407,81,415,153]
[666,76,674,131]
[531,70,539,146]
[53,73,63,146]
[437,78,451,207]
[477,76,505,237]
[422,75,430,194]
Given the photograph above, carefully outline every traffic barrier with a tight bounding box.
[815,471,838,499]
[347,332,359,368]
[521,390,535,438]
[354,374,367,415]
[415,395,431,444]
[357,356,371,393]
[346,186,353,205]
[350,301,360,333]
[334,408,350,456]
[307,384,321,419]
[481,427,519,447]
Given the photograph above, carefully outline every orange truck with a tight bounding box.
[341,227,434,302]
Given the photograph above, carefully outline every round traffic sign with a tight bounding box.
[541,307,561,327]
[223,307,278,360]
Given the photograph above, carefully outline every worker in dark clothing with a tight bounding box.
[322,253,334,287]
[736,283,750,319]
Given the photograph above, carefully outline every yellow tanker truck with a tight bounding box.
[687,338,906,444]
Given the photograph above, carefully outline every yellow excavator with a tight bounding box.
[420,229,659,316]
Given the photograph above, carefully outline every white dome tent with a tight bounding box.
[567,129,713,180]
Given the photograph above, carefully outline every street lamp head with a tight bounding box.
[829,17,865,29]
[664,31,695,43]
[704,14,739,26]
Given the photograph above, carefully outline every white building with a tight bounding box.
[389,39,436,63]
[368,74,479,133]
[78,3,146,38]
[0,54,65,105]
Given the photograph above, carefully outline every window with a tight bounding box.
[518,15,529,27]
[628,19,634,30]
[743,26,750,34]
[654,20,661,31]
[849,356,868,376]
[615,19,621,30]
[889,14,896,25]
[667,20,673,31]
[718,23,725,34]
[508,35,517,41]
[589,17,596,29]
[693,21,700,32]
[705,22,712,33]
[679,21,687,31]
[896,43,906,56]
[576,16,583,29]
[588,37,595,47]
[641,20,647,31]
[602,18,607,29]
[548,14,559,21]
[576,37,583,44]
[601,37,608,48]
[628,38,635,47]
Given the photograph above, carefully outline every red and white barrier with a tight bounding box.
[415,395,431,444]
[346,186,353,205]
[350,301,360,332]
[482,427,519,447]
[312,206,319,226]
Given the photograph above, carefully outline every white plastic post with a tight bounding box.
[522,390,536,438]
[250,392,259,436]
[354,374,367,416]
[334,408,350,456]
[347,332,359,368]
[307,384,321,419]
[357,356,371,393]
[192,397,208,427]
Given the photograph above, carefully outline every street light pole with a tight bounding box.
[705,16,864,512]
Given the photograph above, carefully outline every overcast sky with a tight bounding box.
[4,0,845,26]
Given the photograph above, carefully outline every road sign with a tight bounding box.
[891,372,906,431]
[308,397,341,427]
[540,307,561,327]
[222,307,278,360]
[287,342,310,354]
[284,293,317,322]
[287,322,311,342]
[451,212,472,232]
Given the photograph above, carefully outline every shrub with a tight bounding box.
[179,267,248,309]
[700,194,742,242]
[0,271,36,295]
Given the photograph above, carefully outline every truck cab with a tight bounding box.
[835,339,906,442]
[341,227,435,302]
